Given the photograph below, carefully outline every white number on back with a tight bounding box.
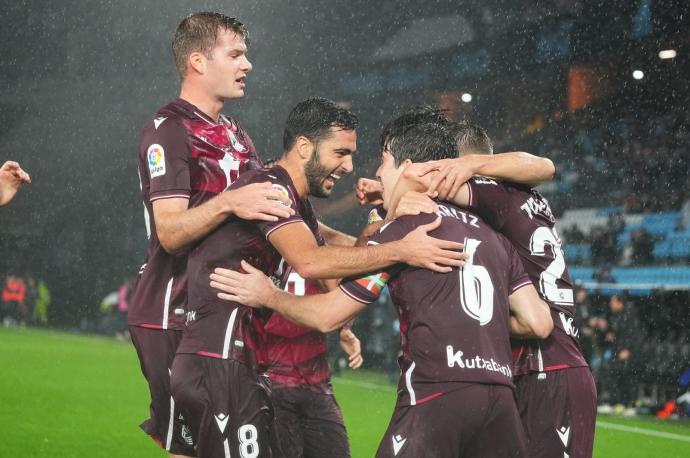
[238,424,259,458]
[458,238,494,325]
[529,227,573,305]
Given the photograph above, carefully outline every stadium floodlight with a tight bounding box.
[461,93,472,103]
[658,49,677,60]
[632,70,644,80]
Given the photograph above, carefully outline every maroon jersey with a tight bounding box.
[129,98,261,330]
[340,206,531,407]
[179,165,319,369]
[466,177,588,374]
[265,268,332,391]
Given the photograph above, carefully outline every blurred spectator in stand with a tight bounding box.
[629,228,655,265]
[563,225,585,244]
[606,295,641,413]
[0,161,31,207]
[2,275,27,326]
[591,226,619,266]
[574,287,595,364]
[594,266,616,284]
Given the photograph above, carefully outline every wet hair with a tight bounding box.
[172,12,249,79]
[283,97,359,151]
[387,121,457,166]
[380,105,451,150]
[452,121,494,156]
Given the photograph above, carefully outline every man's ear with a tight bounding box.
[401,158,413,170]
[188,51,206,75]
[296,136,313,160]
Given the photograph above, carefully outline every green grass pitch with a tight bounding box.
[1,327,689,457]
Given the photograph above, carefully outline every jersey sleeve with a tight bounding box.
[504,237,532,293]
[338,214,430,304]
[141,117,192,202]
[465,177,515,231]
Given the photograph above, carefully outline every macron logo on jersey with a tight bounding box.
[153,117,167,129]
[392,434,407,455]
[214,413,229,433]
[557,426,570,447]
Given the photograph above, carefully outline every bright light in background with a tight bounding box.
[658,49,677,60]
[461,93,472,103]
[632,70,644,80]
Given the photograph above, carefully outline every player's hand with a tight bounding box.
[339,328,363,369]
[225,182,295,222]
[399,217,466,273]
[407,158,473,200]
[0,161,31,207]
[394,191,438,219]
[210,260,276,307]
[355,178,383,206]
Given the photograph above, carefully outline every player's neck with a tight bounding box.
[179,85,224,123]
[276,158,309,198]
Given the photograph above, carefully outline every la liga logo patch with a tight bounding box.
[147,144,166,178]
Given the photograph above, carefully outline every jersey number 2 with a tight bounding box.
[529,227,573,305]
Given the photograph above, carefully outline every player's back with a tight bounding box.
[343,203,531,406]
[466,177,588,374]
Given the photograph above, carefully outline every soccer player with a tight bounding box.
[129,13,294,457]
[0,161,31,207]
[210,119,554,458]
[171,98,465,458]
[262,271,361,458]
[405,122,597,458]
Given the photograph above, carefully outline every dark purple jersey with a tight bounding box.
[179,165,320,370]
[264,273,332,390]
[129,98,262,330]
[466,177,588,374]
[340,206,531,407]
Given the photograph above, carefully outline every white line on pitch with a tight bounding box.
[597,421,690,443]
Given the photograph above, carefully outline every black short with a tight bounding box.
[129,325,195,456]
[272,385,349,458]
[171,354,277,458]
[376,384,527,458]
[515,367,597,458]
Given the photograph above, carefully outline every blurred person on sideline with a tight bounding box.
[32,279,51,325]
[605,295,641,412]
[2,275,27,326]
[0,161,31,207]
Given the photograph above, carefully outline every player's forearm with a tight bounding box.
[291,243,402,280]
[265,289,353,333]
[465,152,555,186]
[510,304,553,339]
[318,221,357,246]
[510,316,542,339]
[156,195,232,253]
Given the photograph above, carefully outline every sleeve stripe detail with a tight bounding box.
[468,180,474,206]
[367,240,380,246]
[511,279,533,292]
[338,284,375,304]
[150,193,191,202]
[264,218,305,238]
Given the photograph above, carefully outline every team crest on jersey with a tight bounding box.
[271,184,291,207]
[228,130,246,152]
[147,144,166,178]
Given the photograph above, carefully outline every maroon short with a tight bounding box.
[129,325,195,456]
[271,384,349,458]
[171,354,278,458]
[514,367,597,458]
[376,384,527,458]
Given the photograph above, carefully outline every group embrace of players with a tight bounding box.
[129,12,597,458]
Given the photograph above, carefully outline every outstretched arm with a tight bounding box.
[405,152,555,200]
[0,161,31,207]
[210,260,365,333]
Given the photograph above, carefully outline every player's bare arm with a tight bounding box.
[0,161,31,207]
[318,221,357,246]
[405,152,555,200]
[152,182,294,253]
[267,216,465,278]
[211,260,365,333]
[508,284,553,339]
